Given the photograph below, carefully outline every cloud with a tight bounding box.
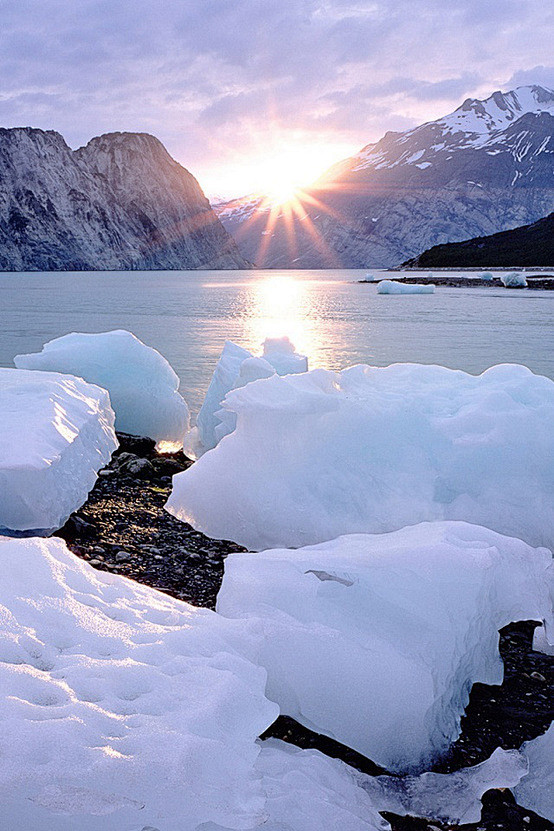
[0,0,551,195]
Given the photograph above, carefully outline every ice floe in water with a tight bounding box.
[185,337,308,459]
[166,363,554,551]
[377,280,435,294]
[501,271,528,288]
[217,522,553,772]
[514,723,554,822]
[15,329,189,446]
[0,368,117,535]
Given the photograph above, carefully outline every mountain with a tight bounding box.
[0,129,247,271]
[215,85,554,268]
[404,211,554,268]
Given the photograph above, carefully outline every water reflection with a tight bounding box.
[240,274,332,369]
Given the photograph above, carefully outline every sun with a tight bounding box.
[264,180,300,207]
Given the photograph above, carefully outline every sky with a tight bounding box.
[0,0,553,198]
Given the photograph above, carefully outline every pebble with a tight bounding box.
[115,550,132,562]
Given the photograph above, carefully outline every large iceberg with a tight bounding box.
[185,337,308,459]
[217,522,553,772]
[167,363,554,551]
[514,723,554,822]
[377,280,435,294]
[15,329,189,447]
[0,368,117,534]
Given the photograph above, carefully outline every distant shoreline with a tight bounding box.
[360,274,554,289]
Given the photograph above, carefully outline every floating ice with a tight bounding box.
[501,271,528,288]
[363,273,379,281]
[377,280,435,294]
[0,536,276,830]
[185,338,308,459]
[166,363,554,552]
[15,330,189,446]
[0,368,117,534]
[217,522,553,772]
[514,723,554,822]
[480,271,494,281]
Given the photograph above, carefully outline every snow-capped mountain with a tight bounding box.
[215,85,554,268]
[0,129,247,271]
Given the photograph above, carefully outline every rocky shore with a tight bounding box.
[55,434,554,831]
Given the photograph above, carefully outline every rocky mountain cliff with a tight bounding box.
[0,129,247,271]
[404,211,554,268]
[215,85,554,268]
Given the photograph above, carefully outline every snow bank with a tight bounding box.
[501,271,528,288]
[0,368,117,534]
[167,363,554,552]
[217,522,553,772]
[0,536,276,830]
[15,329,189,446]
[377,280,435,294]
[185,337,308,459]
[514,724,554,822]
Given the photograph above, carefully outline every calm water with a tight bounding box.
[1,269,553,415]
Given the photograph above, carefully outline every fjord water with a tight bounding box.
[1,269,553,415]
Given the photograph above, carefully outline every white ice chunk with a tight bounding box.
[15,329,189,446]
[217,522,553,772]
[480,271,494,281]
[514,723,554,822]
[262,337,308,375]
[532,624,554,655]
[186,338,308,459]
[363,273,379,281]
[166,363,554,552]
[361,747,527,825]
[0,536,277,831]
[501,272,528,288]
[0,368,117,534]
[252,739,390,831]
[377,280,435,294]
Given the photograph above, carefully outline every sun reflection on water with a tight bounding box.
[242,274,325,367]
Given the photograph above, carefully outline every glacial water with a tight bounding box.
[1,269,553,415]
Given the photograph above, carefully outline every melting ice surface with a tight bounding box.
[216,521,553,772]
[0,536,537,830]
[185,336,307,459]
[0,368,117,534]
[377,280,435,294]
[167,362,554,552]
[15,329,190,446]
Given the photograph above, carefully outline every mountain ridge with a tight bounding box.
[0,128,247,271]
[403,211,554,268]
[215,85,554,268]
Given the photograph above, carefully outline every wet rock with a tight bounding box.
[119,457,155,479]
